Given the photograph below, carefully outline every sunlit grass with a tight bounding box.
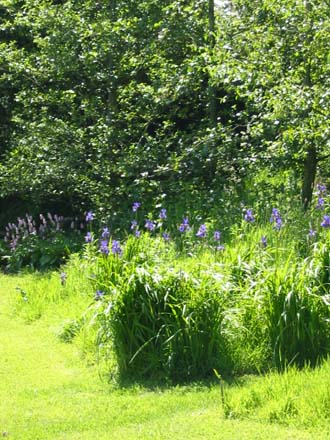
[2,273,330,439]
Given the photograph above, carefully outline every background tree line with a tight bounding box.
[0,0,329,231]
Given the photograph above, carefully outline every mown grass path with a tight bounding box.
[0,275,326,439]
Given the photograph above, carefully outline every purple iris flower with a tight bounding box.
[95,290,104,301]
[316,184,326,194]
[179,217,190,232]
[274,217,282,230]
[308,229,316,238]
[101,227,110,239]
[270,208,280,220]
[244,209,255,223]
[100,240,109,255]
[321,215,330,228]
[131,220,138,230]
[261,236,267,248]
[112,240,122,255]
[159,209,167,220]
[162,232,170,241]
[196,224,207,238]
[214,231,221,241]
[132,202,141,212]
[86,211,94,222]
[270,208,282,230]
[145,219,155,231]
[316,197,325,210]
[85,231,93,243]
[135,229,141,238]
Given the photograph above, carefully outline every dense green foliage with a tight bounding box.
[1,0,329,229]
[0,0,218,225]
[216,0,330,207]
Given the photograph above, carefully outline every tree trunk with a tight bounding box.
[301,0,316,210]
[302,146,317,210]
[208,0,217,127]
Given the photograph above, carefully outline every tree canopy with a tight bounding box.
[0,0,329,228]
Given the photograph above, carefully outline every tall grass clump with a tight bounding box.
[250,243,330,371]
[97,264,233,382]
[88,232,234,382]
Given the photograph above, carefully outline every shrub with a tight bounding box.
[2,213,85,272]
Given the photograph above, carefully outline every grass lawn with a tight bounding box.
[0,273,329,439]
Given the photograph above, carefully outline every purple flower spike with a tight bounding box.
[270,208,282,230]
[270,208,280,221]
[316,184,326,195]
[274,217,282,230]
[131,220,138,230]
